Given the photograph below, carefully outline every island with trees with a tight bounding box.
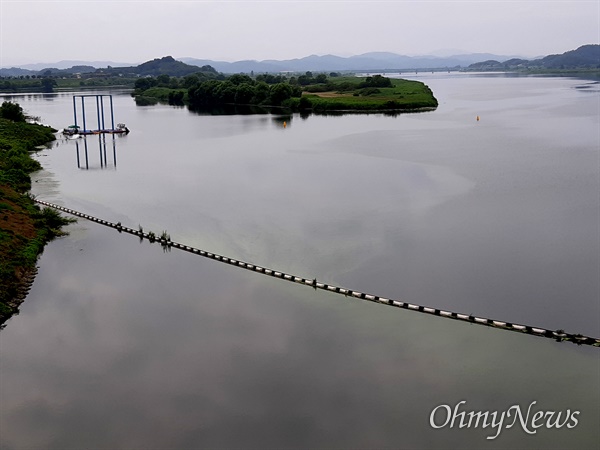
[133,71,439,113]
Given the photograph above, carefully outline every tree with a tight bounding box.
[0,101,26,122]
[183,74,200,89]
[235,83,255,104]
[134,77,156,91]
[188,79,222,107]
[228,74,253,86]
[168,91,185,105]
[256,74,286,84]
[360,74,392,88]
[41,78,57,93]
[251,81,270,104]
[199,64,218,74]
[297,73,313,86]
[268,83,293,106]
[216,81,236,103]
[298,96,312,111]
[157,74,171,87]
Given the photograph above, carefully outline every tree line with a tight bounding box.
[133,72,394,109]
[0,77,57,92]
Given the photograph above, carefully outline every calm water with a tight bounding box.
[1,74,598,449]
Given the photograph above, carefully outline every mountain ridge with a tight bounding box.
[467,44,599,70]
[178,52,525,73]
[1,45,597,77]
[0,51,525,76]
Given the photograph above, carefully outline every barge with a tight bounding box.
[63,123,129,136]
[64,94,130,137]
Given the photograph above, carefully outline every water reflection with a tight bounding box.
[180,102,424,119]
[187,103,273,116]
[271,114,292,127]
[74,135,118,170]
[574,81,600,92]
[2,75,598,449]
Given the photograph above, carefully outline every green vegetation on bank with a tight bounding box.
[133,72,438,112]
[0,101,73,325]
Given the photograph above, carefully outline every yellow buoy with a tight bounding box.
[476,116,480,121]
[283,121,287,128]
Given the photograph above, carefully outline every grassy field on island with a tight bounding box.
[298,77,438,112]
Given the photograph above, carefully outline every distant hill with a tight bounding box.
[179,52,522,73]
[468,45,600,70]
[2,52,524,76]
[105,56,211,77]
[0,56,212,78]
[539,45,600,68]
[2,46,597,78]
[0,65,98,77]
[16,60,134,71]
[0,67,34,77]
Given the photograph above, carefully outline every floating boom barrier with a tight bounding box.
[35,199,600,348]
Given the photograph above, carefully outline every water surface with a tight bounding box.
[1,74,598,449]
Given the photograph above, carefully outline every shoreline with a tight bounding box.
[0,265,38,328]
[0,107,73,328]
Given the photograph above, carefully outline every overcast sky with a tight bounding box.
[1,0,598,67]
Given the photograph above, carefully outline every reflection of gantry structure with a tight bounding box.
[67,95,129,136]
[75,134,118,170]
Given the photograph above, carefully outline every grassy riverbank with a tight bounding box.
[0,102,73,326]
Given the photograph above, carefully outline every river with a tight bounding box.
[1,73,598,449]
